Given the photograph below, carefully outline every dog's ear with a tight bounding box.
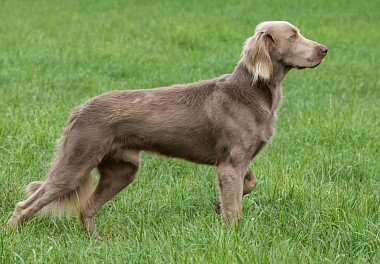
[241,31,274,82]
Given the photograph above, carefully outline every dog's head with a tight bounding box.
[241,21,328,82]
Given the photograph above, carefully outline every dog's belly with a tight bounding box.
[146,142,216,165]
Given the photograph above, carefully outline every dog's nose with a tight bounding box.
[320,45,328,54]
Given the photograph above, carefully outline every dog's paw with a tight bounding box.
[214,201,222,215]
[6,214,23,229]
[81,215,102,240]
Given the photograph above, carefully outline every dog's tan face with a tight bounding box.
[258,21,328,69]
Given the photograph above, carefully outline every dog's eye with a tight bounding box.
[289,34,298,39]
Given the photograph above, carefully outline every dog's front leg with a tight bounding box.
[215,168,257,215]
[216,161,247,225]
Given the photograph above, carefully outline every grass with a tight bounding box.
[0,0,379,263]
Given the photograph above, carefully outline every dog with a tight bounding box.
[7,21,327,238]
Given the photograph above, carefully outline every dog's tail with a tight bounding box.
[26,175,94,216]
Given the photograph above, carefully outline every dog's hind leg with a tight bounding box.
[80,150,140,238]
[7,119,109,228]
[7,159,97,228]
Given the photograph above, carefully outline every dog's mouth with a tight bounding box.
[296,62,320,70]
[295,59,324,70]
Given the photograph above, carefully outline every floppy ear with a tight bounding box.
[241,31,273,82]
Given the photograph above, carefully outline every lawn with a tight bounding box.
[0,0,379,263]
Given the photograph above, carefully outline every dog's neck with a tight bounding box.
[230,62,290,113]
[270,61,291,88]
[266,62,291,112]
[231,61,290,88]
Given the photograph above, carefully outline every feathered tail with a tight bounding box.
[26,175,94,216]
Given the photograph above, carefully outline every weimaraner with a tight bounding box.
[8,21,328,238]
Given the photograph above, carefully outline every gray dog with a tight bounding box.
[8,21,327,238]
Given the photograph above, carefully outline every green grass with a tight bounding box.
[1,0,379,263]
